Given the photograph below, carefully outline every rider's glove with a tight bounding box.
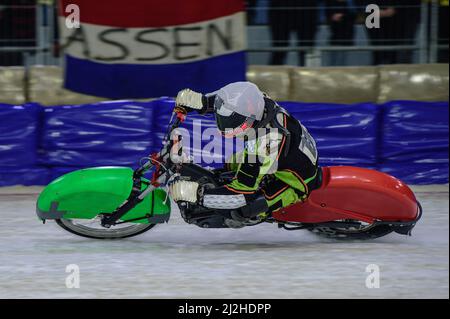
[176,89,204,112]
[169,180,199,203]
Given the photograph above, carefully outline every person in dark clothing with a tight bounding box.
[246,0,259,25]
[438,0,449,63]
[326,0,357,65]
[0,0,36,66]
[358,0,398,65]
[358,0,421,65]
[268,0,319,66]
[395,0,421,63]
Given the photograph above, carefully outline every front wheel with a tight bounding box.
[56,218,156,239]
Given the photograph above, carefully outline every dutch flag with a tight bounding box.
[59,0,247,99]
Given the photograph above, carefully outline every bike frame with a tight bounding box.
[100,111,187,227]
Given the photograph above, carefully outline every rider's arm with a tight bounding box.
[198,94,216,114]
[201,132,285,210]
[201,149,263,210]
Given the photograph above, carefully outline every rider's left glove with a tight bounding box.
[176,89,204,112]
[169,180,199,203]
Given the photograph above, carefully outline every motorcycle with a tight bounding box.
[36,107,422,240]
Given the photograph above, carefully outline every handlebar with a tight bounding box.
[134,108,188,182]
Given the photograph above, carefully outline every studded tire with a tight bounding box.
[308,223,394,240]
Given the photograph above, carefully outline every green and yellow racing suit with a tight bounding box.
[201,109,319,215]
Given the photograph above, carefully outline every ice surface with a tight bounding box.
[0,186,448,299]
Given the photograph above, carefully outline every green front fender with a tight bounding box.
[36,166,170,224]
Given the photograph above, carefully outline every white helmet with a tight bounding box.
[213,82,265,138]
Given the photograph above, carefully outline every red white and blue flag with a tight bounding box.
[58,0,246,99]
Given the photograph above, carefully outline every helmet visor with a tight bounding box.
[214,96,254,137]
[216,112,254,137]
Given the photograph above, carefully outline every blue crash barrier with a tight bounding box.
[280,102,379,168]
[152,99,380,169]
[381,101,449,185]
[151,98,243,168]
[0,103,40,167]
[0,99,448,186]
[149,98,175,154]
[0,168,50,187]
[40,100,155,168]
[0,103,44,186]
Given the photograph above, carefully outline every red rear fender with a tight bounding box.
[273,166,419,224]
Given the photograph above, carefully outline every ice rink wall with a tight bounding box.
[0,98,448,186]
[0,64,448,186]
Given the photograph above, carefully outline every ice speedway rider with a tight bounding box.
[169,81,320,220]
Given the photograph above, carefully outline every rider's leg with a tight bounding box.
[261,170,319,214]
[264,186,301,213]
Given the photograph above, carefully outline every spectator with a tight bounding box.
[268,0,319,66]
[357,0,398,65]
[395,0,421,64]
[438,0,449,63]
[358,0,421,65]
[246,0,259,25]
[326,0,357,65]
[0,0,36,66]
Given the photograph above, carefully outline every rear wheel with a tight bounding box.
[56,218,155,239]
[308,221,394,240]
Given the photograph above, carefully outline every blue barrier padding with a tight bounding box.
[381,101,449,184]
[149,99,380,169]
[149,98,176,153]
[380,163,449,185]
[0,103,41,167]
[0,99,448,186]
[280,102,380,167]
[39,100,156,168]
[150,98,244,168]
[0,167,50,187]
